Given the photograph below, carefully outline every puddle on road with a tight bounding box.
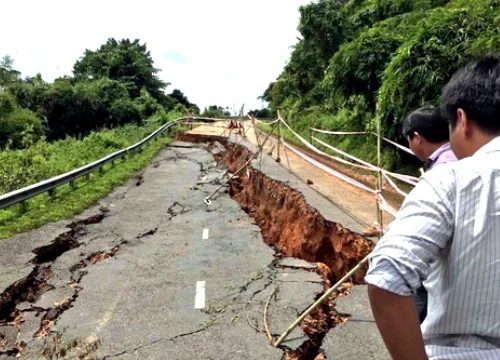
[178,133,374,360]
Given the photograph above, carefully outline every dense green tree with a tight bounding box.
[168,89,189,107]
[0,91,44,148]
[378,0,500,138]
[0,55,21,87]
[262,0,500,170]
[202,106,231,118]
[1,39,198,147]
[134,89,162,119]
[73,38,168,104]
[248,108,273,119]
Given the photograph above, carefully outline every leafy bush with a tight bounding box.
[0,91,45,148]
[263,0,500,171]
[378,1,500,138]
[0,122,164,195]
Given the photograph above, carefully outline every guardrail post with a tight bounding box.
[99,166,104,175]
[70,180,76,189]
[48,188,55,198]
[85,173,91,180]
[19,201,28,214]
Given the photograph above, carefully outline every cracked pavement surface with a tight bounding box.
[0,135,389,359]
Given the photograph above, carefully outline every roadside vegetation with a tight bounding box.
[0,38,200,238]
[0,111,187,239]
[262,0,500,172]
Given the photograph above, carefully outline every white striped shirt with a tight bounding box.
[366,136,500,359]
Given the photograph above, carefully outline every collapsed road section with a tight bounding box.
[178,132,375,359]
[0,130,385,360]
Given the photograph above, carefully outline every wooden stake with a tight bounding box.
[309,118,313,144]
[376,111,384,239]
[276,120,281,163]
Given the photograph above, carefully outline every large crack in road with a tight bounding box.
[178,133,375,359]
[0,133,377,360]
[0,213,112,358]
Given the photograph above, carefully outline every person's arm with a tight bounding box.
[365,167,455,359]
[368,285,428,360]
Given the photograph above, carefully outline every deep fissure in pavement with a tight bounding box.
[0,213,108,357]
[0,267,52,321]
[31,214,104,264]
[179,133,374,360]
[35,243,123,339]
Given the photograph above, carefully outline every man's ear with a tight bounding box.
[413,132,422,144]
[456,108,472,138]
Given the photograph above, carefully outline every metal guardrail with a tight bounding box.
[0,116,221,210]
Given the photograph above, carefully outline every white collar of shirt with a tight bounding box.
[474,136,500,157]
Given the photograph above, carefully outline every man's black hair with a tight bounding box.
[402,105,449,143]
[440,53,500,134]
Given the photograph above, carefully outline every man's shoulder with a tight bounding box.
[419,162,457,195]
[434,145,458,165]
[424,154,498,188]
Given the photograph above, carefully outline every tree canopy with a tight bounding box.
[73,39,167,103]
[0,38,198,149]
[262,0,500,169]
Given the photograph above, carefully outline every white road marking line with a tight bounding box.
[195,281,206,309]
[203,228,209,240]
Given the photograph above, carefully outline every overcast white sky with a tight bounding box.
[1,0,311,112]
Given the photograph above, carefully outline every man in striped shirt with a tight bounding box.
[403,105,458,324]
[366,54,500,360]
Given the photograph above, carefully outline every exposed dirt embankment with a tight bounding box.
[229,158,371,283]
[179,133,373,284]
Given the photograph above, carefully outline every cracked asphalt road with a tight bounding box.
[0,133,391,360]
[0,142,325,360]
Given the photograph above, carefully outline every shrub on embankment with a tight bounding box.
[262,0,500,173]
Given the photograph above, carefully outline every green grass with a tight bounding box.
[0,122,181,239]
[257,122,304,149]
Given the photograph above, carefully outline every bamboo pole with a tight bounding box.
[204,120,279,204]
[253,117,262,149]
[309,118,313,144]
[276,120,281,163]
[282,135,292,173]
[274,255,370,348]
[376,110,384,238]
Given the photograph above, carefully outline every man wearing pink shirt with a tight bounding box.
[403,105,457,172]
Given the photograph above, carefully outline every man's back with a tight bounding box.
[424,138,500,358]
[367,136,500,359]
